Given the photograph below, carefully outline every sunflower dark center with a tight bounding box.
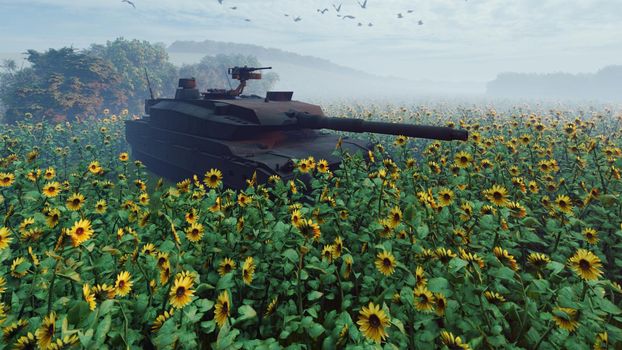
[192,229,199,235]
[210,175,218,182]
[393,213,400,221]
[223,301,228,313]
[48,324,54,334]
[118,281,125,288]
[224,264,232,272]
[493,192,502,200]
[49,187,55,192]
[176,287,185,297]
[72,199,80,205]
[579,259,590,270]
[443,194,450,200]
[368,314,381,328]
[460,156,468,163]
[383,258,392,267]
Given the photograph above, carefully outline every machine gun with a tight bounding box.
[204,66,272,98]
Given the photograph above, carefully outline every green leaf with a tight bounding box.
[449,258,468,273]
[308,291,323,301]
[282,248,298,263]
[99,300,115,315]
[598,298,621,314]
[392,319,406,334]
[427,277,449,294]
[216,273,234,290]
[307,323,325,339]
[236,305,257,322]
[94,314,112,345]
[78,329,94,347]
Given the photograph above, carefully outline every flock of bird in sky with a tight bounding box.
[120,0,426,27]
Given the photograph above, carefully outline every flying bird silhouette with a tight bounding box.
[368,22,373,27]
[407,9,414,13]
[230,6,237,10]
[121,0,135,9]
[244,18,251,22]
[217,0,223,4]
[293,16,302,22]
[332,3,342,12]
[358,22,363,26]
[357,0,368,9]
[342,15,355,20]
[418,20,424,25]
[397,13,403,18]
[317,8,329,14]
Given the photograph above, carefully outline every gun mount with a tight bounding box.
[126,66,468,189]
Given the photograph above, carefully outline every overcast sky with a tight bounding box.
[1,0,621,81]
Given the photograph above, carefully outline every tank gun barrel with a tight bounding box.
[290,112,468,141]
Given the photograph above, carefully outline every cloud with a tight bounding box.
[1,0,621,80]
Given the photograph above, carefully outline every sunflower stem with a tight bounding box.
[533,322,555,350]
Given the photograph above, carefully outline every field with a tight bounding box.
[0,103,621,349]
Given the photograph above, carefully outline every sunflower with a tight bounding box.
[333,236,343,258]
[375,251,396,276]
[42,182,61,198]
[291,209,303,228]
[218,258,236,276]
[92,284,116,300]
[394,135,408,147]
[317,159,329,173]
[413,286,435,312]
[94,199,107,214]
[14,332,37,349]
[169,275,194,309]
[552,307,579,332]
[484,185,509,206]
[68,219,94,247]
[203,168,223,188]
[439,330,471,349]
[297,159,311,173]
[66,193,85,211]
[115,271,133,296]
[435,247,457,264]
[568,249,603,281]
[582,228,599,245]
[185,222,204,242]
[387,206,402,228]
[264,296,278,316]
[594,332,608,350]
[3,319,28,340]
[151,309,175,333]
[453,151,472,168]
[343,256,353,279]
[35,311,56,349]
[237,193,252,207]
[484,291,505,304]
[357,302,390,344]
[527,252,550,269]
[118,152,129,162]
[435,293,447,316]
[242,256,255,285]
[415,266,427,287]
[493,247,519,271]
[0,173,15,187]
[214,290,231,327]
[0,227,12,250]
[555,194,573,214]
[459,248,485,269]
[297,219,321,241]
[0,276,6,293]
[321,244,335,262]
[437,188,454,207]
[88,161,102,174]
[83,284,96,311]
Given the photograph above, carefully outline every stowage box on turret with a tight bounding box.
[125,66,468,189]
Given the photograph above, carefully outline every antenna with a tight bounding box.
[144,67,155,99]
[224,67,233,90]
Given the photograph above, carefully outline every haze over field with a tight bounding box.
[1,0,621,99]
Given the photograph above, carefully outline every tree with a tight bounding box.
[87,38,178,112]
[178,54,279,96]
[0,48,123,123]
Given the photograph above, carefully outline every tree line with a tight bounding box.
[486,66,622,101]
[0,38,278,123]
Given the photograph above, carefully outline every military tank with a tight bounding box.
[125,66,468,189]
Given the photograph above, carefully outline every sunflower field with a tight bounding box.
[0,104,621,350]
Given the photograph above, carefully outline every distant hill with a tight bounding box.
[487,66,622,101]
[168,40,485,98]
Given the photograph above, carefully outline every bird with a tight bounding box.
[357,22,362,26]
[332,3,342,12]
[217,0,223,4]
[357,0,368,9]
[397,13,403,18]
[317,8,329,14]
[293,16,302,22]
[284,14,289,17]
[230,6,237,10]
[121,0,135,9]
[244,18,251,22]
[342,15,355,20]
[368,22,373,27]
[407,9,414,13]
[418,20,424,25]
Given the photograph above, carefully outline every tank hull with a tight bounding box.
[125,118,369,189]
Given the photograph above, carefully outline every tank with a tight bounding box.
[125,66,468,189]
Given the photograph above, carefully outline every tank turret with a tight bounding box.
[126,66,468,189]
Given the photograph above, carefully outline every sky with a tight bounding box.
[1,0,621,82]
